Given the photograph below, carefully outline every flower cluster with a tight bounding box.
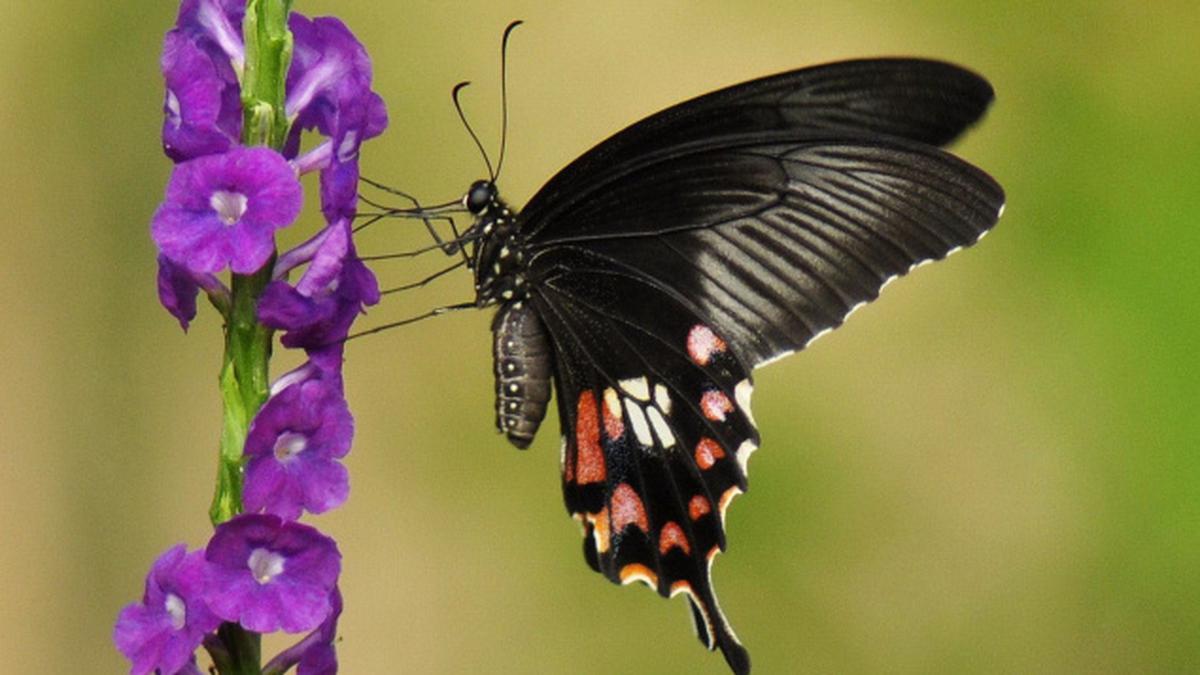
[116,2,385,673]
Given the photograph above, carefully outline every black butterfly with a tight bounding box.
[416,34,1003,674]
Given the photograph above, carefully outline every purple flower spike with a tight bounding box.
[152,146,303,275]
[243,368,353,520]
[114,545,220,675]
[205,514,341,634]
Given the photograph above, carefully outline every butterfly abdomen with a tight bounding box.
[492,300,552,449]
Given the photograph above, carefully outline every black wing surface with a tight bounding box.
[525,135,1004,366]
[523,58,994,220]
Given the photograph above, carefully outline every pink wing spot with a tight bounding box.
[688,495,712,520]
[700,389,734,421]
[610,482,650,534]
[575,391,606,485]
[694,437,726,470]
[658,521,692,555]
[687,324,728,365]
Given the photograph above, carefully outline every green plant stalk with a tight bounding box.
[207,1,294,672]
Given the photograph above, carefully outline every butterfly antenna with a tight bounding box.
[452,81,496,181]
[494,20,523,180]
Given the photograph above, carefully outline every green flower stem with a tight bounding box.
[241,0,294,149]
[208,1,294,672]
[210,263,275,526]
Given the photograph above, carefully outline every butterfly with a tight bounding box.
[413,28,1004,674]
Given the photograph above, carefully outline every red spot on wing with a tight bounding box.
[575,391,606,484]
[658,521,692,555]
[688,495,712,520]
[610,482,650,534]
[700,390,734,421]
[687,324,728,365]
[694,437,726,470]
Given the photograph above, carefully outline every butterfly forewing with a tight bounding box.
[520,58,994,228]
[524,136,1003,365]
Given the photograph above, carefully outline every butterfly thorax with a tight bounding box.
[465,180,528,308]
[464,179,552,449]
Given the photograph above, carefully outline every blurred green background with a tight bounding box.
[3,1,1197,673]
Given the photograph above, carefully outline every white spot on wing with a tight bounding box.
[653,383,671,414]
[734,379,755,428]
[619,377,651,402]
[735,440,757,476]
[946,245,963,257]
[881,274,898,292]
[646,406,676,448]
[844,301,866,321]
[603,387,622,420]
[624,399,654,447]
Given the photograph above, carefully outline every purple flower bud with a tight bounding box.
[152,146,303,275]
[114,545,220,675]
[157,255,201,330]
[244,367,353,520]
[297,587,342,675]
[204,515,341,634]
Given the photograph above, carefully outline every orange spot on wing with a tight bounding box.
[658,521,692,556]
[575,391,606,484]
[588,507,611,554]
[700,390,734,421]
[610,483,650,534]
[694,437,726,470]
[688,495,712,520]
[619,563,659,588]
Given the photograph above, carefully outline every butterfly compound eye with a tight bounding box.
[465,180,496,214]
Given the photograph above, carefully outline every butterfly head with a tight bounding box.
[464,179,499,215]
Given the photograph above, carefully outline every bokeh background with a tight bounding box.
[3,1,1197,673]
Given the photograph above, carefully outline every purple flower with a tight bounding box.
[264,587,343,675]
[204,514,341,634]
[284,14,388,220]
[297,587,342,675]
[156,255,228,331]
[160,29,241,162]
[175,0,246,70]
[243,368,353,520]
[259,219,380,350]
[114,545,220,675]
[152,146,303,275]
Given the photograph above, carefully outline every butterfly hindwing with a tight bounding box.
[533,278,755,674]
